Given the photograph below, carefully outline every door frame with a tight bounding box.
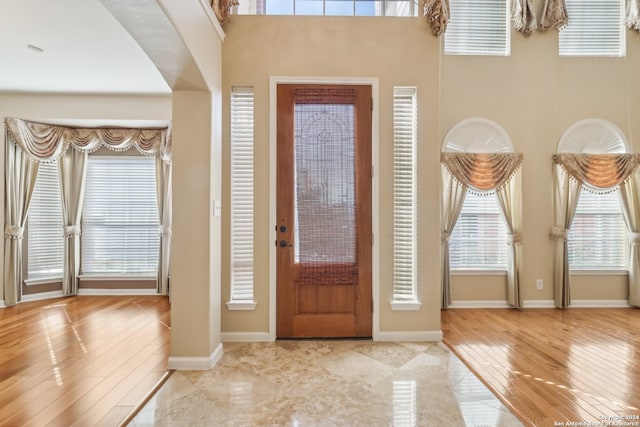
[268,76,380,341]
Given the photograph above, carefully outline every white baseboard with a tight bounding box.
[77,288,159,296]
[21,291,65,302]
[168,342,224,370]
[376,330,442,342]
[221,332,273,342]
[571,299,631,308]
[449,300,511,308]
[522,300,556,308]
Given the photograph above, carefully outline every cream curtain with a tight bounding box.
[156,157,172,296]
[4,136,39,306]
[441,166,467,309]
[512,0,537,37]
[627,0,640,32]
[551,154,640,308]
[59,149,88,296]
[539,0,568,32]
[441,152,523,308]
[550,163,580,309]
[496,167,523,307]
[618,174,640,307]
[4,118,172,302]
[423,0,450,36]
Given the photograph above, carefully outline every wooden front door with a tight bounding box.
[276,84,372,338]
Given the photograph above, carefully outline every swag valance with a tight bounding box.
[4,117,172,162]
[441,152,523,193]
[553,153,640,193]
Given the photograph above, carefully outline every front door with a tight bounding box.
[276,84,372,338]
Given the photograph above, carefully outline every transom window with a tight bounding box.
[235,0,418,16]
[444,0,510,56]
[559,0,625,57]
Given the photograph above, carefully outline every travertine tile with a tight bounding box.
[130,341,523,426]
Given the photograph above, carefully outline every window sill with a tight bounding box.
[389,300,422,311]
[78,275,156,281]
[570,269,628,276]
[24,277,62,286]
[226,301,257,311]
[451,270,507,276]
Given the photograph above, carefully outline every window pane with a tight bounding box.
[231,87,255,301]
[569,190,627,269]
[559,0,624,57]
[326,0,353,16]
[266,0,293,14]
[445,0,510,56]
[28,161,64,279]
[450,193,508,270]
[393,87,418,301]
[295,0,323,15]
[82,157,159,275]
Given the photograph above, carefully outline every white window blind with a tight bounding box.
[450,193,508,270]
[569,189,628,270]
[392,87,418,302]
[444,0,510,56]
[81,157,159,275]
[559,0,625,57]
[230,87,255,302]
[27,161,64,280]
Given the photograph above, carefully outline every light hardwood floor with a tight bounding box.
[0,295,170,427]
[442,308,640,427]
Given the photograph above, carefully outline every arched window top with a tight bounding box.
[442,117,513,153]
[558,119,630,154]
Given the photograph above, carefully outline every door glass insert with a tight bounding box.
[293,99,357,284]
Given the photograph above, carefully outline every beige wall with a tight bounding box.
[221,16,442,336]
[220,15,640,336]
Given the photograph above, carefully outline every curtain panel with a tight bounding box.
[512,0,538,37]
[3,118,172,303]
[551,153,640,308]
[440,152,524,308]
[627,0,640,32]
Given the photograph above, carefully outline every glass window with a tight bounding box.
[81,157,159,275]
[569,189,628,270]
[445,0,510,56]
[450,193,508,270]
[27,161,64,280]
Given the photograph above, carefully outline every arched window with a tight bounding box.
[551,119,640,308]
[441,118,523,308]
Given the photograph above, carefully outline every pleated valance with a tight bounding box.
[4,117,172,162]
[441,153,523,194]
[553,153,640,193]
[423,0,449,36]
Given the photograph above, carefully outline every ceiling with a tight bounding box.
[0,0,171,95]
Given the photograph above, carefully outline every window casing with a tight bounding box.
[27,161,64,280]
[450,193,508,270]
[568,189,628,270]
[559,0,625,57]
[229,87,256,307]
[444,0,510,56]
[81,156,159,276]
[391,87,419,307]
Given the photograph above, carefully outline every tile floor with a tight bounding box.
[129,341,522,426]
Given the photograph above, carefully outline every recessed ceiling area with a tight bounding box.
[0,0,171,94]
